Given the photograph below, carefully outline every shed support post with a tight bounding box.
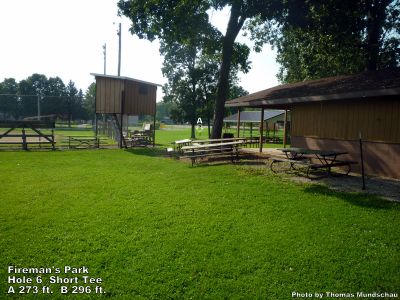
[283,110,288,148]
[236,108,241,137]
[119,91,127,149]
[95,113,98,146]
[94,89,99,148]
[259,108,264,152]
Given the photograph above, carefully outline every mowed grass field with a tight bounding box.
[0,148,399,299]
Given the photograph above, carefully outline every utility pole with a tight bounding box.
[117,23,121,76]
[103,43,107,75]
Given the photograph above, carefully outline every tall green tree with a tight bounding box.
[18,73,49,118]
[118,0,282,138]
[161,37,216,138]
[268,0,400,83]
[0,78,19,119]
[161,34,247,138]
[65,80,79,127]
[44,76,67,117]
[83,82,96,121]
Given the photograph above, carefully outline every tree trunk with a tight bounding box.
[191,123,196,139]
[207,115,211,138]
[365,0,390,71]
[211,4,245,139]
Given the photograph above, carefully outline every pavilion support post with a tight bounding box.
[236,108,241,137]
[359,132,366,190]
[153,112,156,147]
[126,115,129,137]
[259,108,264,152]
[283,110,288,148]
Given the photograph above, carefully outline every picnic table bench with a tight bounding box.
[63,136,100,149]
[270,148,357,178]
[181,141,245,166]
[170,139,192,151]
[194,137,258,148]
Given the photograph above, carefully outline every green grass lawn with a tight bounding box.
[1,149,399,299]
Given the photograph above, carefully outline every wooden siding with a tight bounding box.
[96,77,123,114]
[124,80,156,115]
[291,97,400,143]
[95,77,156,115]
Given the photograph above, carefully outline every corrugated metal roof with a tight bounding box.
[90,73,162,87]
[226,68,400,108]
[224,110,284,123]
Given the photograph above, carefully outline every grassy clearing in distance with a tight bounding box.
[0,149,399,299]
[155,126,285,149]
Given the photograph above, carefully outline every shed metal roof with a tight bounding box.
[90,73,162,87]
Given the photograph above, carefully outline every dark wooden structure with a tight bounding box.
[91,74,160,148]
[226,68,400,179]
[0,120,56,150]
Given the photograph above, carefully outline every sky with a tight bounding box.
[0,0,280,101]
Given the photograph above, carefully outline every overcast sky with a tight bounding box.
[0,0,279,100]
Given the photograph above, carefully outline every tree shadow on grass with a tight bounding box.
[303,184,399,210]
[124,147,168,158]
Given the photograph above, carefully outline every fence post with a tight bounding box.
[22,127,27,150]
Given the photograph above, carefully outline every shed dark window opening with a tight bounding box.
[139,84,148,95]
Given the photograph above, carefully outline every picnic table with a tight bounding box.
[192,137,259,148]
[181,141,245,166]
[65,136,99,149]
[170,139,192,151]
[270,147,357,178]
[193,138,246,144]
[129,133,152,147]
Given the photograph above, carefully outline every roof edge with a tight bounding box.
[90,73,162,87]
[226,87,400,108]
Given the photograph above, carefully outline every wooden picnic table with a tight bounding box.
[171,139,192,151]
[193,137,260,148]
[193,138,246,144]
[271,147,356,178]
[65,136,99,149]
[181,141,245,166]
[278,147,348,162]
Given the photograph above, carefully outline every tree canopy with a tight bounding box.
[118,0,399,137]
[268,0,400,83]
[0,74,93,123]
[118,0,282,138]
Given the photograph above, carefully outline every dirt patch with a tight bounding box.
[236,156,400,202]
[292,173,400,202]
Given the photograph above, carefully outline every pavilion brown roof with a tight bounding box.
[226,68,400,108]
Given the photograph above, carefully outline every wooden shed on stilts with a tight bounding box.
[91,74,161,148]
